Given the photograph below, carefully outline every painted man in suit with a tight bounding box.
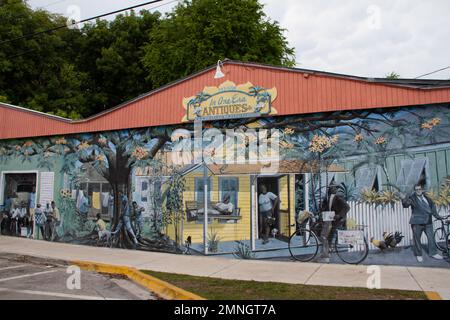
[318,183,350,262]
[400,184,443,262]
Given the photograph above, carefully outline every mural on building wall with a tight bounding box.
[0,104,449,260]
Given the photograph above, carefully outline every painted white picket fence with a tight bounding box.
[347,201,447,251]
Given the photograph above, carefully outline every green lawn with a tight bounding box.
[142,270,427,300]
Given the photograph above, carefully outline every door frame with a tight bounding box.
[254,174,289,240]
[0,170,39,205]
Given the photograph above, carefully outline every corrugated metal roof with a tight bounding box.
[1,60,450,140]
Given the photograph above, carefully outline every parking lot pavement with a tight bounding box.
[0,257,157,300]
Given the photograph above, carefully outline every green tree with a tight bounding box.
[385,71,400,79]
[77,10,161,115]
[0,0,296,118]
[142,0,295,87]
[0,0,88,118]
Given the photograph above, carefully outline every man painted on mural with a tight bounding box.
[49,201,60,241]
[400,184,443,262]
[258,184,279,245]
[214,194,234,214]
[319,183,350,262]
[28,187,36,237]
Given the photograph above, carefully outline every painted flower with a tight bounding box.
[98,137,107,145]
[78,141,90,150]
[55,137,67,145]
[421,117,441,130]
[421,122,432,130]
[15,145,21,151]
[430,117,441,126]
[95,154,106,162]
[60,189,71,198]
[354,133,363,143]
[375,136,386,145]
[23,140,34,147]
[308,134,336,153]
[284,127,294,135]
[279,140,294,149]
[330,134,339,144]
[131,147,149,160]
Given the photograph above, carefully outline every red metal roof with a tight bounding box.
[1,60,450,140]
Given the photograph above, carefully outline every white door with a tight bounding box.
[135,177,162,217]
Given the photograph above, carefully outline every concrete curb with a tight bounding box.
[72,260,205,300]
[424,291,442,300]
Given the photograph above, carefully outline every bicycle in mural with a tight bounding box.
[434,215,450,257]
[288,211,369,264]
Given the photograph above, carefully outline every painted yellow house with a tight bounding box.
[157,160,345,254]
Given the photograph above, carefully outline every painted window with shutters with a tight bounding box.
[218,177,239,212]
[135,177,162,217]
[396,158,428,192]
[355,166,379,193]
[39,171,54,207]
[194,177,212,203]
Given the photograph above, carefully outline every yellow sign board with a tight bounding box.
[182,81,277,122]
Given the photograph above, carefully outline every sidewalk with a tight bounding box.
[1,236,449,299]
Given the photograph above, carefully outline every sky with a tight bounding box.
[27,0,450,79]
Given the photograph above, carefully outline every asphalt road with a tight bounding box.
[0,256,157,300]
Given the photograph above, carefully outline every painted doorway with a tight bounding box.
[256,176,280,239]
[2,172,37,208]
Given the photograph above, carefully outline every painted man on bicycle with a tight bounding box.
[318,183,350,262]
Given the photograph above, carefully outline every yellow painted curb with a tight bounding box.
[424,291,442,300]
[73,260,205,300]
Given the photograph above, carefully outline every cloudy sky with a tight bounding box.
[27,0,450,79]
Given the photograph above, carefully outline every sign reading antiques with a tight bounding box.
[182,81,278,122]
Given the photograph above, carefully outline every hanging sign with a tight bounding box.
[338,230,365,245]
[182,81,278,122]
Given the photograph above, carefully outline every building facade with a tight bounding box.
[1,61,449,258]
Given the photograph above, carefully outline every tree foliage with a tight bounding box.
[0,0,295,118]
[142,0,295,87]
[385,71,400,79]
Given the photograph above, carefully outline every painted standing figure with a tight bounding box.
[319,183,350,262]
[400,184,443,262]
[258,184,279,245]
[34,204,46,240]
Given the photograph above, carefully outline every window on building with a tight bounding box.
[355,166,379,193]
[195,177,212,203]
[135,177,162,216]
[218,177,239,212]
[396,158,428,191]
[141,180,149,202]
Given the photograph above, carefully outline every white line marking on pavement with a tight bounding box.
[0,287,126,300]
[0,265,28,271]
[0,269,58,282]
